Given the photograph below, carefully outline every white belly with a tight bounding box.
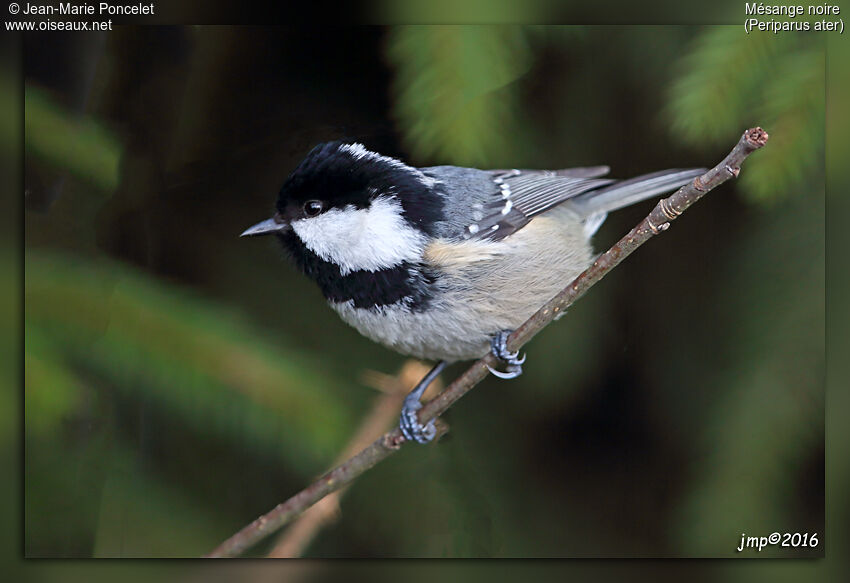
[330,206,594,362]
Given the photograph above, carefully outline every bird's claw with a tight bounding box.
[486,363,524,379]
[397,361,446,444]
[399,396,437,444]
[488,330,526,379]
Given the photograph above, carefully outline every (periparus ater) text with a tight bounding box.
[744,3,844,33]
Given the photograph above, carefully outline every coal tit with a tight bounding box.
[242,141,703,443]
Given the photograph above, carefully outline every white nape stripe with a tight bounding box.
[338,143,409,171]
[291,196,426,275]
[338,143,438,188]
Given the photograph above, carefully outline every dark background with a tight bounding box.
[21,26,823,559]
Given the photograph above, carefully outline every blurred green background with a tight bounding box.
[20,26,824,559]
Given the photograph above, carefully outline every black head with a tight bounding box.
[240,143,444,309]
[245,142,444,237]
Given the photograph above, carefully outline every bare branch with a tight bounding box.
[205,127,768,558]
[265,362,442,558]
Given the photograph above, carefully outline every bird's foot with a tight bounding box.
[398,360,446,444]
[399,395,437,444]
[487,330,526,379]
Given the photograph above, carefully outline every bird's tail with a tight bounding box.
[570,168,705,219]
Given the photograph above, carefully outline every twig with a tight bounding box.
[265,362,442,558]
[205,127,768,558]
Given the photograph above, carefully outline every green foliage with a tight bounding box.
[90,445,232,557]
[673,190,824,555]
[0,73,18,157]
[21,26,825,560]
[385,26,533,165]
[0,251,17,447]
[25,85,122,193]
[25,328,83,437]
[667,28,824,204]
[25,251,357,472]
[375,0,552,23]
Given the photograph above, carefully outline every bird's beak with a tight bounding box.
[240,217,289,237]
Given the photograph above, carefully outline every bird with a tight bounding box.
[241,141,704,443]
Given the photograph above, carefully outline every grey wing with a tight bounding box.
[422,165,703,243]
[487,166,611,179]
[467,169,616,242]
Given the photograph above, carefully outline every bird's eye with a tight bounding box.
[303,200,324,217]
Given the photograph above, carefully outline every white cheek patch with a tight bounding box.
[291,197,426,275]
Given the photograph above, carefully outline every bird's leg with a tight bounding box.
[487,330,526,379]
[399,360,448,444]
